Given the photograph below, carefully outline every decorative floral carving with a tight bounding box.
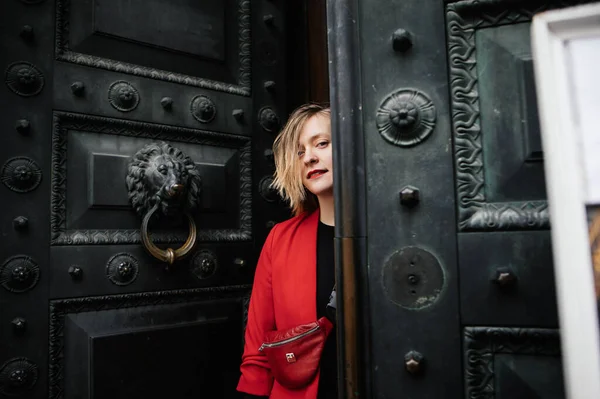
[464,327,560,399]
[106,253,139,286]
[55,0,251,96]
[108,81,140,112]
[190,95,216,123]
[1,157,42,193]
[446,0,560,231]
[237,0,251,90]
[258,107,280,133]
[190,249,218,280]
[0,358,38,396]
[4,61,44,97]
[376,89,436,147]
[49,285,251,399]
[0,255,40,293]
[51,112,252,245]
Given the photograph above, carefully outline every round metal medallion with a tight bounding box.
[258,176,278,203]
[4,61,44,97]
[0,255,40,293]
[106,253,139,286]
[189,249,218,280]
[1,157,42,193]
[382,246,445,310]
[190,95,216,123]
[0,357,38,396]
[376,89,436,147]
[258,107,280,133]
[108,80,140,112]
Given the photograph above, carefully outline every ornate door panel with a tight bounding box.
[342,0,589,397]
[1,1,291,398]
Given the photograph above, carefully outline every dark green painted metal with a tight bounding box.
[324,0,592,398]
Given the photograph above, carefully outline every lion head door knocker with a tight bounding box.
[126,142,202,266]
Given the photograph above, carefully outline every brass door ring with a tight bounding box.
[141,203,197,265]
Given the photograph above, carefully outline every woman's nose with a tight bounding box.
[303,151,317,164]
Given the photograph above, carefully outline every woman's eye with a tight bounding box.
[297,150,305,157]
[317,141,328,148]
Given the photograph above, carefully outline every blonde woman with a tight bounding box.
[237,104,337,399]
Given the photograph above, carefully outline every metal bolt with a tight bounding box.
[13,216,29,230]
[494,268,517,287]
[11,317,27,334]
[234,258,246,268]
[12,266,30,283]
[68,266,83,280]
[399,186,420,207]
[232,109,244,121]
[392,28,413,52]
[263,14,275,26]
[161,97,173,110]
[20,25,34,41]
[200,258,215,273]
[10,369,28,387]
[70,81,85,96]
[264,81,276,92]
[264,149,274,163]
[15,119,30,135]
[118,262,133,277]
[404,350,424,374]
[407,274,419,285]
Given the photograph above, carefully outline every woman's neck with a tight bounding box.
[317,195,334,226]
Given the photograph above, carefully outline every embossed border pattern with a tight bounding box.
[445,0,587,231]
[55,0,251,96]
[48,285,251,399]
[51,111,252,245]
[464,326,560,399]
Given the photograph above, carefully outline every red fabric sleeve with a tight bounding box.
[237,225,277,396]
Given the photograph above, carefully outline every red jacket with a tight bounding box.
[237,210,321,399]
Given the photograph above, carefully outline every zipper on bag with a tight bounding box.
[258,325,320,351]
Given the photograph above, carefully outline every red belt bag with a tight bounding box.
[258,316,334,389]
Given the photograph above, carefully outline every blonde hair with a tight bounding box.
[272,103,331,216]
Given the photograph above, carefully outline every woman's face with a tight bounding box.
[297,114,333,199]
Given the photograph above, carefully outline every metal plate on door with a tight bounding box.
[382,246,445,310]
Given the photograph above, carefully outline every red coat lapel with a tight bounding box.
[275,210,320,328]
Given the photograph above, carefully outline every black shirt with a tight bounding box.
[316,220,337,398]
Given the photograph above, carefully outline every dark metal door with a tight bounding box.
[0,1,292,398]
[328,0,593,397]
